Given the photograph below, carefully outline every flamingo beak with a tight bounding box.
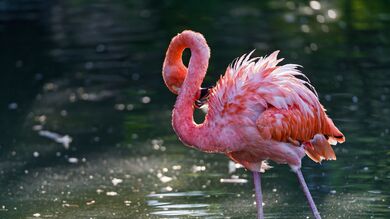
[194,86,213,108]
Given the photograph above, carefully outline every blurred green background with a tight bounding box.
[0,0,389,218]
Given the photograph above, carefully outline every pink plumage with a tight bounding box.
[162,30,345,219]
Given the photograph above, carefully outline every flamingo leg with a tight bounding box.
[253,171,264,219]
[295,168,322,219]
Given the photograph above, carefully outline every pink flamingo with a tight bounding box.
[162,30,345,219]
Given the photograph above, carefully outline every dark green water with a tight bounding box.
[0,0,389,218]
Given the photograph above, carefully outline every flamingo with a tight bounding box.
[162,30,345,219]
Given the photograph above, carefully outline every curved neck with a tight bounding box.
[164,31,215,151]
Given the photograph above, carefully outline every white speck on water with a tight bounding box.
[60,110,68,116]
[43,82,57,91]
[141,96,151,104]
[172,165,182,170]
[8,102,18,110]
[328,9,337,19]
[157,172,173,183]
[272,188,277,192]
[86,200,95,205]
[301,24,310,33]
[68,157,78,164]
[35,115,47,123]
[330,190,337,194]
[38,130,72,149]
[309,1,321,10]
[124,200,131,206]
[115,104,125,111]
[220,178,248,184]
[96,189,104,194]
[192,165,206,173]
[69,93,76,102]
[161,186,173,192]
[112,178,123,186]
[159,175,173,183]
[106,191,118,196]
[316,15,325,23]
[162,168,168,173]
[131,133,138,139]
[301,6,313,15]
[33,213,41,217]
[284,13,295,23]
[352,96,359,103]
[126,104,134,110]
[368,190,382,194]
[33,151,39,158]
[32,125,43,131]
[310,43,318,51]
[363,167,369,171]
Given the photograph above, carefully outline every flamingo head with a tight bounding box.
[162,59,187,94]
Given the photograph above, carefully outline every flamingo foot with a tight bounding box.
[295,168,322,219]
[253,171,264,219]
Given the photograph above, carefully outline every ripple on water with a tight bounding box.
[147,191,207,198]
[147,191,223,217]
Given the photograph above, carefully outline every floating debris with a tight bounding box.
[33,213,41,217]
[111,178,123,186]
[1,205,7,211]
[221,175,248,184]
[157,173,173,183]
[161,186,173,192]
[172,165,182,170]
[309,1,321,10]
[192,165,206,173]
[86,200,95,205]
[220,178,248,184]
[106,191,118,196]
[328,9,337,19]
[141,96,151,104]
[38,130,72,149]
[68,157,78,164]
[33,151,40,158]
[62,203,79,208]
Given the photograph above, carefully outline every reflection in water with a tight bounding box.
[0,0,389,218]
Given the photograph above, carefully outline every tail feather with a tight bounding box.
[325,117,345,144]
[305,134,336,163]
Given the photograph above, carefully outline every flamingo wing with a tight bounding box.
[256,105,344,163]
[207,50,345,163]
